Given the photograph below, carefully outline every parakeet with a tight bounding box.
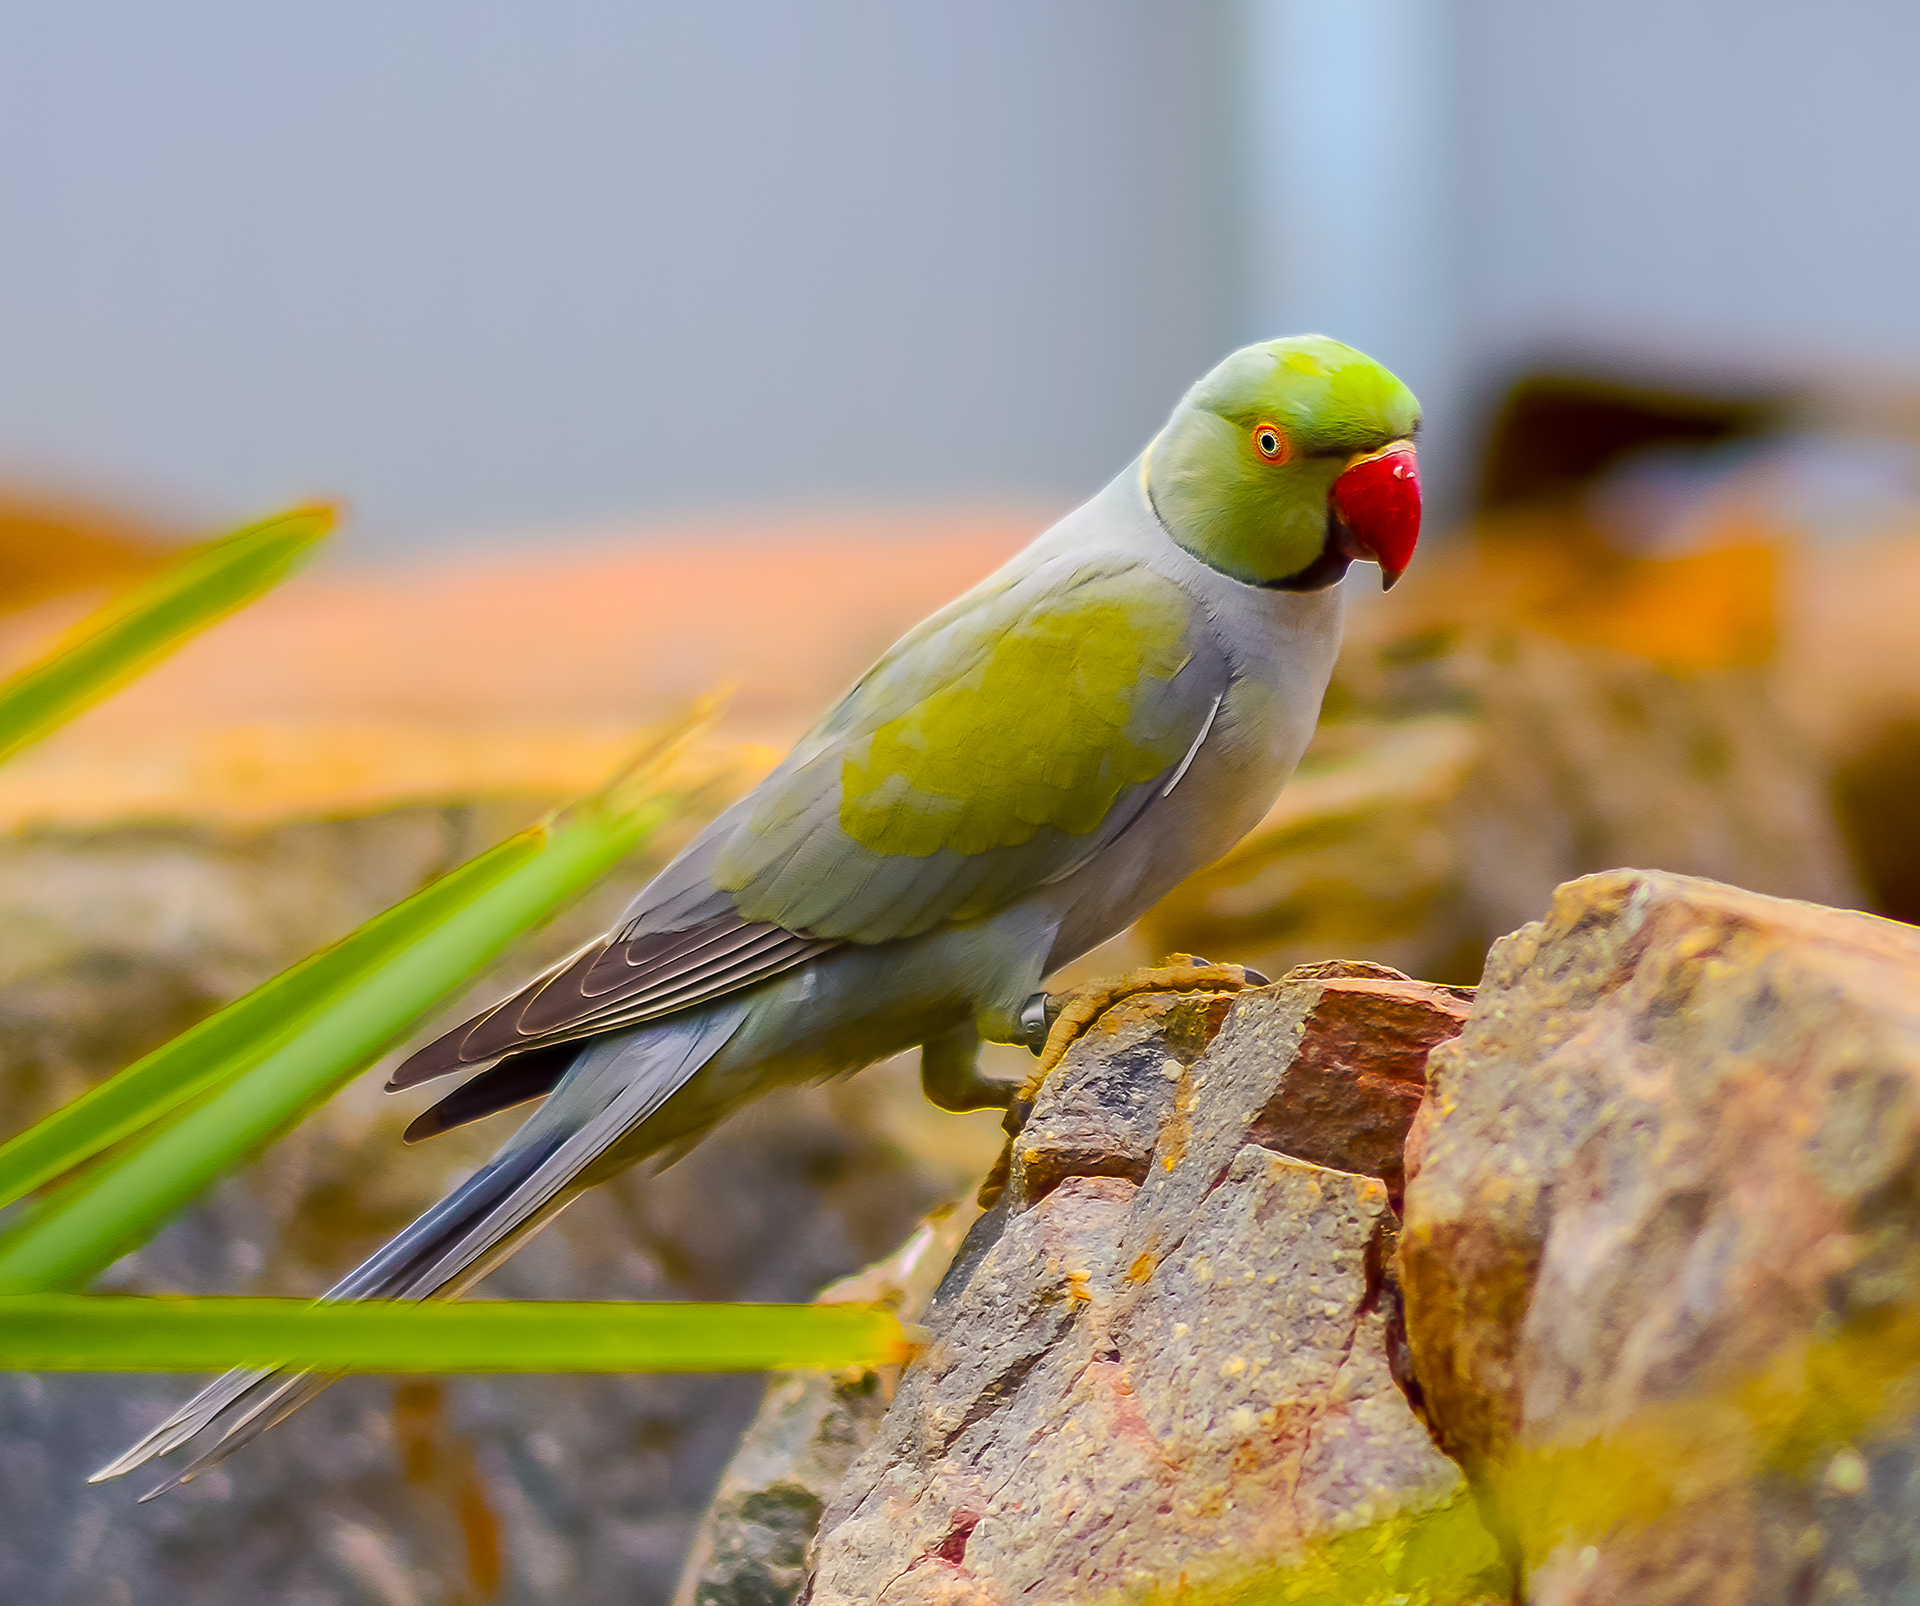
[98,334,1420,1493]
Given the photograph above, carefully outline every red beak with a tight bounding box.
[1330,443,1420,589]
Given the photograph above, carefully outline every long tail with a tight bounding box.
[92,1002,749,1498]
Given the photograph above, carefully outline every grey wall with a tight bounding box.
[1243,0,1464,503]
[10,2,1918,554]
[0,2,1241,551]
[1454,0,1920,380]
[1248,0,1920,505]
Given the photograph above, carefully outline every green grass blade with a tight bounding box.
[0,505,333,768]
[0,782,685,1294]
[0,827,544,1212]
[0,1296,912,1372]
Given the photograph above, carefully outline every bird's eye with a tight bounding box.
[1252,423,1288,463]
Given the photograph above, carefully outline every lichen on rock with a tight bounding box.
[1401,867,1920,1603]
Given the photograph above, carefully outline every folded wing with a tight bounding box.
[703,554,1223,943]
[388,915,837,1092]
[391,552,1221,1100]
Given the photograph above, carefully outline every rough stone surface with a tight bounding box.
[1248,969,1472,1206]
[1401,867,1920,1604]
[804,976,1484,1604]
[672,1205,981,1606]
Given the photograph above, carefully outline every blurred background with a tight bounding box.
[5,3,1920,1603]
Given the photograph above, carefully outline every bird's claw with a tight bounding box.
[979,955,1268,1210]
[1018,991,1057,1055]
[1016,954,1269,1103]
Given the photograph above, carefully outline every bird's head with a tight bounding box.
[1147,335,1421,591]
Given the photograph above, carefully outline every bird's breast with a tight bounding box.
[1182,586,1346,844]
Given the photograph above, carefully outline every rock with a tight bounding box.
[1400,868,1920,1603]
[0,806,514,1144]
[671,1205,981,1606]
[1448,635,1863,942]
[804,971,1498,1604]
[1249,963,1473,1207]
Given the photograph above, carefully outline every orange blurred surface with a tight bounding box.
[8,489,1920,833]
[0,485,179,616]
[0,508,1045,828]
[1353,509,1920,757]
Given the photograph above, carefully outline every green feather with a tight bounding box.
[1149,335,1419,588]
[711,560,1218,941]
[838,570,1192,859]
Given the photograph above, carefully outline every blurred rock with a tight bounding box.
[0,796,1003,1606]
[1440,368,1920,925]
[1450,633,1861,939]
[803,971,1496,1603]
[0,806,515,1148]
[1777,531,1920,762]
[1831,714,1920,925]
[0,1059,1000,1606]
[1143,625,1862,987]
[1400,868,1920,1603]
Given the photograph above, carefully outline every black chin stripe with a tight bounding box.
[1261,503,1357,592]
[1261,548,1353,592]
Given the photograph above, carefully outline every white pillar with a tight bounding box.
[1240,0,1465,513]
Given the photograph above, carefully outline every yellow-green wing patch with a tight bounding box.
[706,558,1215,942]
[838,568,1194,857]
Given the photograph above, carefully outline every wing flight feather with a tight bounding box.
[387,915,836,1091]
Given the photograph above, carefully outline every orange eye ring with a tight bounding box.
[1251,421,1289,463]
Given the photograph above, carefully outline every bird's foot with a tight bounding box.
[974,955,1269,1211]
[1014,953,1269,1108]
[919,1021,1019,1112]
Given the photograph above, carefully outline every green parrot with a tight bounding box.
[99,334,1420,1493]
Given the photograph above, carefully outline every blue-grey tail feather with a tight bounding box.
[92,1000,751,1495]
